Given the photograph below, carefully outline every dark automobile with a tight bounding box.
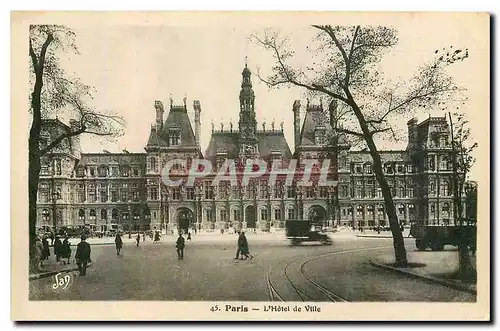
[285,219,332,245]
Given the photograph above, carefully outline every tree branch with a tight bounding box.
[40,126,86,156]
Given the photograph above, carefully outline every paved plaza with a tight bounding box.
[29,232,475,302]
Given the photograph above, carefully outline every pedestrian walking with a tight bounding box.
[187,232,192,241]
[234,232,242,259]
[35,236,44,269]
[61,237,72,264]
[240,232,253,260]
[75,234,91,276]
[115,233,123,255]
[176,233,185,260]
[41,236,50,261]
[143,232,146,242]
[54,235,62,262]
[154,231,160,243]
[136,233,141,247]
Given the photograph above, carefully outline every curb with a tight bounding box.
[30,263,94,281]
[369,259,476,295]
[29,266,79,281]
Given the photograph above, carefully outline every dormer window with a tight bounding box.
[169,129,181,146]
[315,126,327,145]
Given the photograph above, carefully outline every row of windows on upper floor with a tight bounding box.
[40,161,144,178]
[147,185,333,201]
[337,181,453,199]
[347,162,417,175]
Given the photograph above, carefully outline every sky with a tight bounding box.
[51,13,489,181]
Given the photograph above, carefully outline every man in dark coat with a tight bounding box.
[115,233,123,255]
[75,234,91,276]
[240,232,253,260]
[235,232,243,260]
[54,236,62,262]
[41,236,50,261]
[136,233,141,247]
[176,233,185,260]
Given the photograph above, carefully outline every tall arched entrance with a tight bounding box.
[245,205,256,228]
[176,207,194,233]
[308,205,328,227]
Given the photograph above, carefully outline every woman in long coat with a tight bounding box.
[41,236,50,260]
[115,233,123,255]
[60,237,72,264]
[239,233,253,260]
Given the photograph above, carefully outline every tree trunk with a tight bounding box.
[346,92,408,267]
[368,137,408,267]
[448,113,476,281]
[457,233,476,281]
[28,137,41,272]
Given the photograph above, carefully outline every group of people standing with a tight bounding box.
[34,234,91,276]
[35,235,72,267]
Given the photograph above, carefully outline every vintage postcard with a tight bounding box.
[11,11,490,321]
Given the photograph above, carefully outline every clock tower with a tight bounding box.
[238,62,259,159]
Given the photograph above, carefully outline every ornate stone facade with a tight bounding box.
[36,65,470,234]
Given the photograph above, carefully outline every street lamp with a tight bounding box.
[128,200,132,239]
[52,190,59,234]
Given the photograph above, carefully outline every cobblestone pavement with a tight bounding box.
[29,233,475,302]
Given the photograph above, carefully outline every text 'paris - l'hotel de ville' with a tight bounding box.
[36,63,473,234]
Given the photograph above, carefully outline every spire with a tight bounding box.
[241,60,252,88]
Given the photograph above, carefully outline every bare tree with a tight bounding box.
[448,112,477,281]
[29,25,124,271]
[252,26,468,267]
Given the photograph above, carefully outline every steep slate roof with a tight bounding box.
[147,105,198,148]
[146,128,168,147]
[204,132,239,163]
[257,131,292,161]
[299,106,329,146]
[416,116,449,149]
[204,130,292,164]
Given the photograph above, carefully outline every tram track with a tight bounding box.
[266,245,392,302]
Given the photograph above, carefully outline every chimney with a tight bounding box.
[155,100,164,131]
[293,100,301,150]
[193,100,201,147]
[407,118,418,149]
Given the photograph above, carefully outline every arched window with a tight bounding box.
[356,205,364,216]
[287,207,295,220]
[78,209,85,221]
[89,209,96,221]
[378,205,384,216]
[112,209,119,221]
[408,204,415,215]
[261,208,268,221]
[442,203,450,213]
[42,209,50,221]
[101,209,107,220]
[398,204,405,216]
